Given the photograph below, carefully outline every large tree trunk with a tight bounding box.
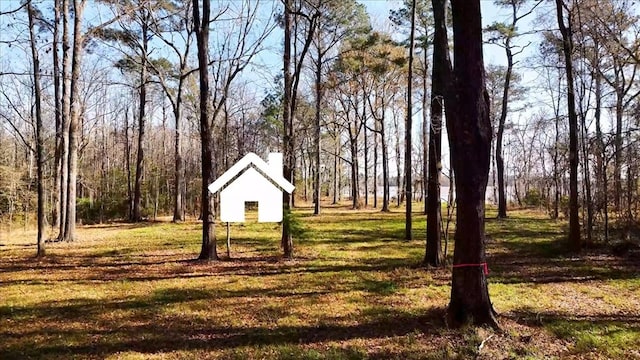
[28,1,45,257]
[446,0,498,329]
[425,0,450,267]
[194,0,217,261]
[63,0,86,242]
[555,0,581,252]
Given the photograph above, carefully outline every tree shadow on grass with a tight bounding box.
[487,233,640,284]
[0,253,427,288]
[84,221,161,230]
[0,292,447,360]
[505,308,640,357]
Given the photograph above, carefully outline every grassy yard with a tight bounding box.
[1,205,639,359]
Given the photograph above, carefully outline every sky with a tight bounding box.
[0,0,555,175]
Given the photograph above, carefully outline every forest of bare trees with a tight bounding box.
[1,0,640,327]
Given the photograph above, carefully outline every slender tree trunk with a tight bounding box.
[556,0,581,252]
[28,2,45,257]
[425,0,450,267]
[314,46,322,215]
[194,0,217,260]
[580,109,593,246]
[553,108,560,219]
[172,63,188,221]
[495,48,512,218]
[281,0,294,258]
[404,0,416,240]
[125,109,133,220]
[495,2,524,219]
[614,88,623,212]
[446,0,499,329]
[132,14,149,222]
[374,121,378,209]
[381,116,390,212]
[422,46,429,215]
[364,118,369,207]
[63,0,86,242]
[173,105,184,221]
[58,0,71,241]
[395,115,402,207]
[594,68,608,242]
[52,0,62,231]
[333,133,339,204]
[349,127,360,209]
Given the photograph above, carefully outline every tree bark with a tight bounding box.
[57,0,71,241]
[495,50,511,218]
[194,0,217,261]
[132,11,149,222]
[62,0,86,242]
[594,65,609,242]
[422,43,429,215]
[446,0,499,329]
[28,1,45,257]
[555,0,581,252]
[374,121,378,209]
[173,102,184,221]
[614,92,622,212]
[52,0,62,231]
[281,0,294,258]
[348,123,360,209]
[495,3,521,219]
[404,0,416,240]
[333,133,339,204]
[425,0,450,267]
[314,43,322,215]
[125,109,133,220]
[381,112,390,212]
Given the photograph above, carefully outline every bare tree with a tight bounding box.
[486,0,540,219]
[147,1,195,222]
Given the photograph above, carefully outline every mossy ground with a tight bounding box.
[1,203,638,359]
